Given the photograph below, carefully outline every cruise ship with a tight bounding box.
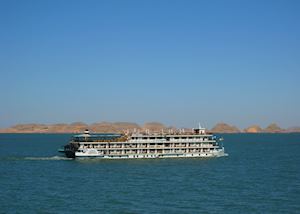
[61,126,227,159]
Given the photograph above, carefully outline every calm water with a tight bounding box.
[0,134,299,214]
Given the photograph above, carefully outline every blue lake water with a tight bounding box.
[0,133,299,213]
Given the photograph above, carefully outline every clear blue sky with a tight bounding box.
[0,0,299,129]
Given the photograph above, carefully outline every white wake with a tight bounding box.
[24,156,72,161]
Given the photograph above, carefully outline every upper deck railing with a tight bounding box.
[72,128,215,143]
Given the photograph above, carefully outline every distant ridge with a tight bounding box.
[0,122,299,133]
[286,127,300,133]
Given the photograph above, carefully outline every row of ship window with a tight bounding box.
[81,148,213,153]
[131,137,210,140]
[94,149,213,154]
[81,144,215,149]
[81,142,213,146]
[107,153,210,158]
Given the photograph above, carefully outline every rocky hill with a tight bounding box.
[89,122,141,133]
[263,123,283,133]
[244,125,263,133]
[210,123,240,133]
[143,122,166,132]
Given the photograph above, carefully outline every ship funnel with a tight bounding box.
[194,123,206,134]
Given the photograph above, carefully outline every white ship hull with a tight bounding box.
[75,148,227,159]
